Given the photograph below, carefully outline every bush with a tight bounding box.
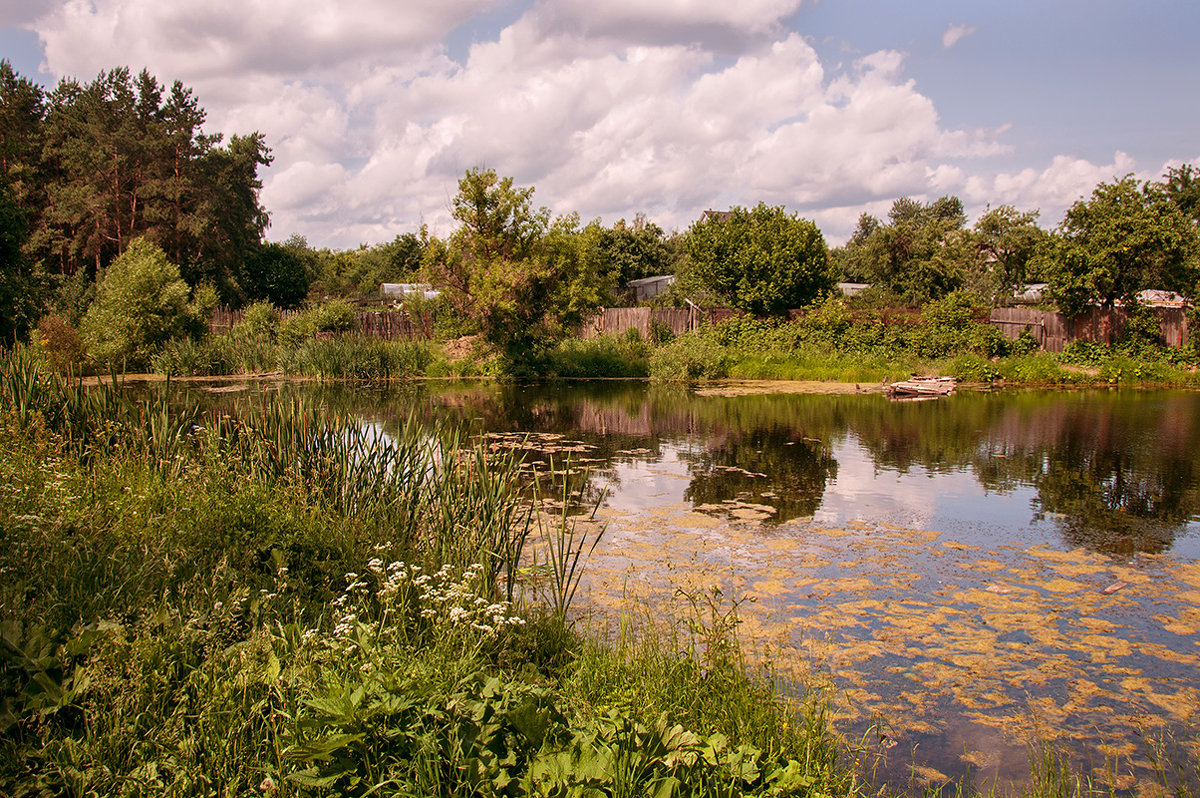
[34,315,85,375]
[649,333,731,381]
[236,300,281,339]
[80,238,195,368]
[311,299,358,333]
[796,295,852,345]
[947,353,1002,383]
[1060,340,1111,367]
[997,352,1076,385]
[278,300,361,347]
[550,333,650,378]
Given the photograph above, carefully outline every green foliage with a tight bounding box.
[1059,340,1110,367]
[916,291,1008,359]
[302,233,426,299]
[278,299,359,346]
[1115,303,1166,357]
[942,353,997,383]
[80,237,196,368]
[0,352,856,796]
[686,204,832,316]
[423,168,562,368]
[279,336,434,380]
[649,333,732,381]
[0,178,44,344]
[13,66,272,300]
[549,333,651,378]
[239,241,311,308]
[1050,174,1198,316]
[972,205,1048,302]
[835,196,972,305]
[238,299,281,338]
[588,214,673,302]
[997,353,1076,385]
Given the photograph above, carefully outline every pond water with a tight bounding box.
[185,379,1200,792]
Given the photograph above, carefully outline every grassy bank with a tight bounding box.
[551,296,1200,388]
[0,346,855,796]
[38,294,1199,387]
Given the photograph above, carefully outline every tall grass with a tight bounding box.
[0,345,863,796]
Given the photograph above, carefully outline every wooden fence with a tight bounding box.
[990,306,1190,352]
[579,306,744,339]
[209,307,433,340]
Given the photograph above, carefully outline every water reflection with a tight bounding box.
[178,380,1200,556]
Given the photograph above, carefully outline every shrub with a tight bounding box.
[796,295,852,345]
[947,353,1002,383]
[236,300,281,339]
[649,333,730,381]
[997,352,1075,385]
[648,319,675,345]
[311,299,358,333]
[550,334,650,378]
[1060,340,1111,367]
[35,315,85,374]
[80,238,195,368]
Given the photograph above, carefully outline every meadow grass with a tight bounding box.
[0,345,861,796]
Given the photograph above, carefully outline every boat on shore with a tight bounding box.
[884,376,957,399]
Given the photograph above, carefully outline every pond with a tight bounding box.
[183,379,1200,792]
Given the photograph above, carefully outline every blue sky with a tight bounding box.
[2,0,1196,249]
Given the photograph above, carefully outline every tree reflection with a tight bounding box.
[680,426,837,523]
[180,379,1200,556]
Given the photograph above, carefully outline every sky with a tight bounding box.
[2,0,1197,250]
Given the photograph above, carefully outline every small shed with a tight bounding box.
[628,275,676,303]
[381,283,440,301]
[837,282,869,297]
[1013,283,1049,304]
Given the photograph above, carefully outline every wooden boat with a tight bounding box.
[884,376,957,399]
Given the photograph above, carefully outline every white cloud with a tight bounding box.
[941,23,977,49]
[531,0,805,49]
[35,0,491,81]
[962,151,1139,227]
[25,0,1138,249]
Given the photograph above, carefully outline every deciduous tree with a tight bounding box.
[81,237,196,366]
[1049,175,1197,316]
[972,205,1047,303]
[686,203,831,316]
[423,168,561,365]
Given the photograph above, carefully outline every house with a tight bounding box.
[380,283,440,301]
[1013,283,1049,304]
[628,275,675,303]
[1136,289,1189,308]
[837,282,869,297]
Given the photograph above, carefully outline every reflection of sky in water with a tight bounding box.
[601,434,1200,559]
[603,445,696,510]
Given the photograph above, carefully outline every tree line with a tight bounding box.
[835,169,1200,312]
[0,61,282,343]
[3,60,1199,366]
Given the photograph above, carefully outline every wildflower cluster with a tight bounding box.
[313,559,525,655]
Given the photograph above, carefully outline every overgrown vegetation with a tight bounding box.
[0,346,859,795]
